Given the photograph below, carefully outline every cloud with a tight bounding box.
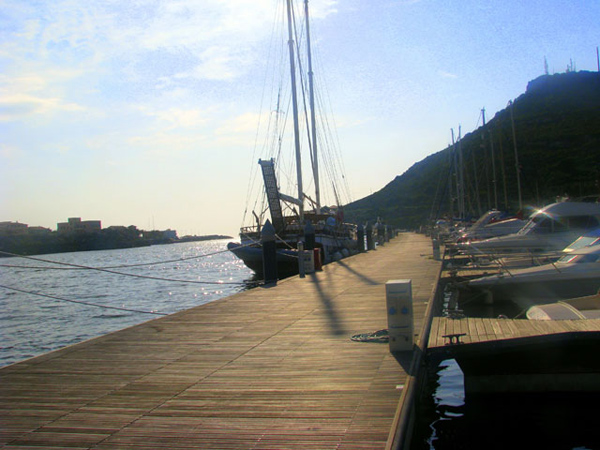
[93,0,280,83]
[138,106,210,129]
[308,0,339,18]
[177,46,243,82]
[4,0,341,86]
[0,0,346,139]
[216,112,265,136]
[439,70,458,79]
[0,143,22,161]
[127,132,208,157]
[0,68,88,121]
[0,94,85,121]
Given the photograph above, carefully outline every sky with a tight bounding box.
[1,0,599,237]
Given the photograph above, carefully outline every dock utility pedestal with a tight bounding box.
[385,280,414,352]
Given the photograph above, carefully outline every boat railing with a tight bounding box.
[240,226,261,235]
[240,220,356,242]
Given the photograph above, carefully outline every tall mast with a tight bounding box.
[286,0,304,221]
[483,108,499,210]
[304,0,320,213]
[509,100,523,211]
[451,129,462,220]
[459,126,466,219]
[453,127,466,220]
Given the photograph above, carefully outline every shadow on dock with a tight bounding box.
[335,259,379,285]
[308,272,345,335]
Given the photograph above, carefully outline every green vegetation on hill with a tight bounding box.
[344,71,600,229]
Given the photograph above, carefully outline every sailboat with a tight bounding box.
[228,0,358,279]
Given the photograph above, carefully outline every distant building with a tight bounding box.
[140,228,178,242]
[27,226,52,235]
[163,229,178,240]
[0,221,29,235]
[57,217,102,234]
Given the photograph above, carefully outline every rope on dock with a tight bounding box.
[350,329,389,343]
[0,283,168,316]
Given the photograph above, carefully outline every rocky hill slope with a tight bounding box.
[344,71,600,229]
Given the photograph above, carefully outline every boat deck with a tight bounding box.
[0,232,441,450]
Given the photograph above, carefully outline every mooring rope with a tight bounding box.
[0,283,168,316]
[0,247,258,285]
[0,243,254,271]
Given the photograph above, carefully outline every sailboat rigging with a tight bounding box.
[228,0,358,278]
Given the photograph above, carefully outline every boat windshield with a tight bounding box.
[518,212,600,236]
[472,210,502,228]
[557,254,579,264]
[517,216,538,235]
[565,236,600,252]
[557,253,600,264]
[518,214,553,235]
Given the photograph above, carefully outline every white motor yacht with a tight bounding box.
[457,201,600,256]
[455,210,526,243]
[465,245,600,309]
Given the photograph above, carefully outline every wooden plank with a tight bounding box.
[467,318,479,343]
[428,317,441,348]
[482,318,497,338]
[446,317,455,337]
[459,317,470,338]
[474,318,488,341]
[490,319,504,339]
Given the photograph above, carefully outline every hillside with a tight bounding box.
[344,71,600,229]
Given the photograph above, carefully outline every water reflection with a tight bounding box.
[414,358,600,450]
[0,240,255,367]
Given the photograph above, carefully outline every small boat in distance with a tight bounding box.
[228,0,358,279]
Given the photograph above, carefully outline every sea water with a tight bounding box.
[412,358,600,449]
[0,239,254,368]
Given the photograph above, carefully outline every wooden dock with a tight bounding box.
[0,233,441,450]
[428,316,600,394]
[429,316,600,347]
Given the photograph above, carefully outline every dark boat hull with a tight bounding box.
[227,242,300,279]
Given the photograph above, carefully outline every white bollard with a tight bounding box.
[302,248,315,274]
[385,280,414,352]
